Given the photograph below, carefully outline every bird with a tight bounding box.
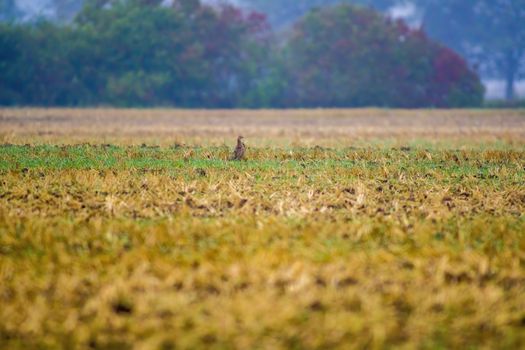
[230,135,246,161]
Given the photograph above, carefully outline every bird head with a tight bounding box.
[238,135,244,140]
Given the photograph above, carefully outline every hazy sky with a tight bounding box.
[15,0,55,18]
[12,0,417,23]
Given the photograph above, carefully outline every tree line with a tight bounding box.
[0,0,484,108]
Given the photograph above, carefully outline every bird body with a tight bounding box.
[230,136,246,161]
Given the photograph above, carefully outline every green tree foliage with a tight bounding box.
[0,22,82,105]
[74,0,273,107]
[279,5,484,107]
[0,1,483,107]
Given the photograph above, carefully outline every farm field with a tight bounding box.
[0,108,525,349]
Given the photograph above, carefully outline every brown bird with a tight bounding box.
[230,135,246,161]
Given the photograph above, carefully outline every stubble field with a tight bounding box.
[0,108,524,349]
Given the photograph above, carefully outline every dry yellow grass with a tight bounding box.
[1,108,525,146]
[0,109,524,349]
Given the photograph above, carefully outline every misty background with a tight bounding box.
[1,0,524,106]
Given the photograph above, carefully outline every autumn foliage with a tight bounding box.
[280,6,484,107]
[0,0,484,107]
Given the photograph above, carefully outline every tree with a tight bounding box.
[279,4,483,107]
[0,22,84,105]
[419,0,525,101]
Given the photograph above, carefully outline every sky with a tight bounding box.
[14,0,55,19]
[10,0,417,22]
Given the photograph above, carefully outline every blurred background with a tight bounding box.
[0,0,524,108]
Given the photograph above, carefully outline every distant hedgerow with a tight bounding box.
[0,1,483,108]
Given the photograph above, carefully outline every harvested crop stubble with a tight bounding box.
[1,108,525,146]
[0,110,525,349]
